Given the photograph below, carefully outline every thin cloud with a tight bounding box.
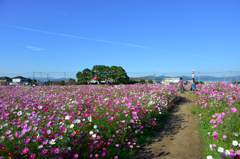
[26,46,44,51]
[1,23,216,59]
[14,43,44,51]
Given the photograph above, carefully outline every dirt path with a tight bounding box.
[137,92,203,159]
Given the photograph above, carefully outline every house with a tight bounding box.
[9,76,29,85]
[0,76,12,85]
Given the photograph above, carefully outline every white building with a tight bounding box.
[162,78,180,85]
[10,76,29,85]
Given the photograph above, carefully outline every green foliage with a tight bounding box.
[76,65,129,85]
[140,79,146,84]
[148,79,153,84]
[68,78,76,84]
[76,68,92,85]
[26,78,37,84]
[199,81,204,84]
[43,80,69,85]
[26,78,32,83]
[128,80,139,84]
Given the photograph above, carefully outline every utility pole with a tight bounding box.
[198,72,200,81]
[40,72,42,85]
[47,74,49,81]
[230,71,231,84]
[236,72,239,83]
[153,72,155,82]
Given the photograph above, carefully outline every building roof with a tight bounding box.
[12,76,27,79]
[0,76,12,80]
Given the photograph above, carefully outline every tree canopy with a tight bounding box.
[76,65,129,84]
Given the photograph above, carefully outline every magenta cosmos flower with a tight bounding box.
[28,153,36,159]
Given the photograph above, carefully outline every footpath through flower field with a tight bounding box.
[0,84,177,158]
[193,82,240,159]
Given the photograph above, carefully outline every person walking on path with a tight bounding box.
[190,78,196,94]
[178,77,184,94]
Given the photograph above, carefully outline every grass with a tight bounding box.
[188,92,240,158]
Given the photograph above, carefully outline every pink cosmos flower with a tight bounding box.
[222,135,227,139]
[22,147,29,155]
[102,152,106,156]
[231,107,237,113]
[74,154,79,158]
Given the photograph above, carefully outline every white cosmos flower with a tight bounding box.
[232,140,238,146]
[26,113,31,116]
[58,122,64,125]
[210,144,213,150]
[225,150,230,156]
[38,106,42,109]
[49,139,56,145]
[17,111,22,116]
[233,132,239,137]
[67,147,71,151]
[75,119,80,123]
[65,116,70,120]
[89,131,93,135]
[207,156,214,159]
[95,129,99,133]
[3,123,8,127]
[69,124,74,129]
[217,147,224,153]
[92,134,96,138]
[88,117,92,122]
[93,125,97,129]
[82,119,85,121]
[59,136,63,140]
[32,114,37,118]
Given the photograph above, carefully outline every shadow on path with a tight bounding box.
[136,94,203,159]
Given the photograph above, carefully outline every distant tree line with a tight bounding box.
[42,78,76,85]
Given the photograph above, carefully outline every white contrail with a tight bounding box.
[0,23,217,59]
[0,23,158,51]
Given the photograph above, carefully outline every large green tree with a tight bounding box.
[91,65,110,80]
[108,66,129,84]
[76,68,92,84]
[76,65,129,84]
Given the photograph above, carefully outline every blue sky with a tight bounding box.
[0,0,239,79]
